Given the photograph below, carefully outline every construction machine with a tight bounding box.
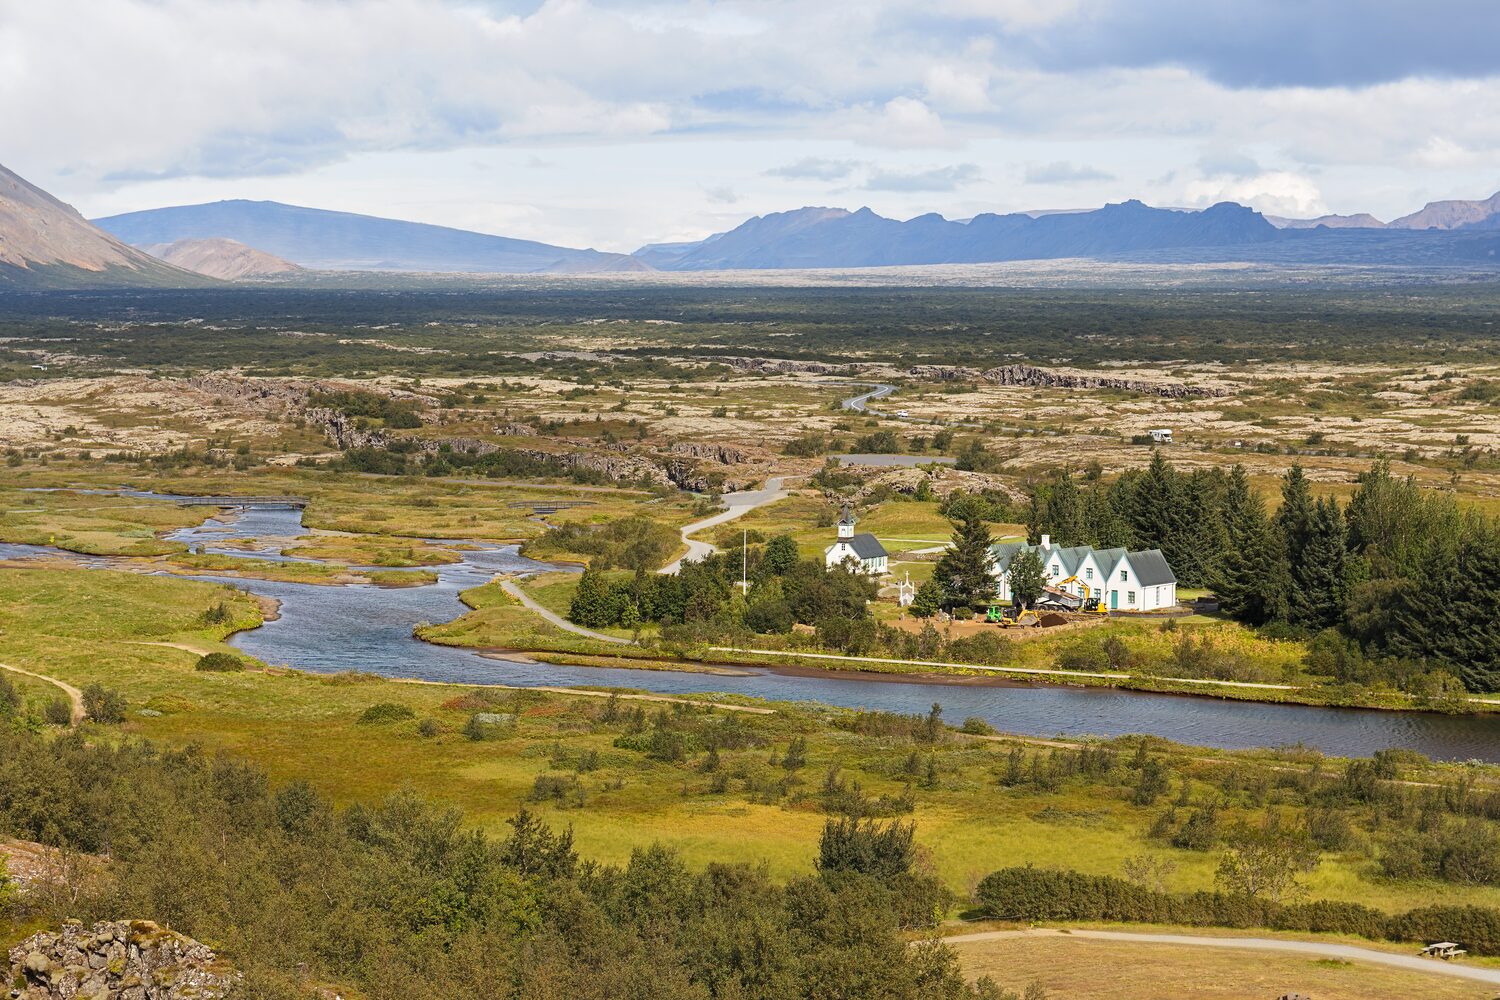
[1054,574,1109,615]
[987,605,1040,628]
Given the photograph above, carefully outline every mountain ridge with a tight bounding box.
[94,199,651,275]
[0,163,208,288]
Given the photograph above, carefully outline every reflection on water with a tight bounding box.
[4,500,1500,761]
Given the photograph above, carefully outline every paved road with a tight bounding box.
[0,662,84,726]
[943,928,1500,986]
[841,383,896,413]
[498,578,631,645]
[660,477,788,574]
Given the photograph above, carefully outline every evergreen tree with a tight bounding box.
[910,577,943,618]
[1130,451,1185,555]
[1007,548,1046,610]
[934,513,996,610]
[1276,464,1317,611]
[1041,469,1085,547]
[568,566,615,628]
[1212,465,1292,626]
[1084,479,1133,549]
[1173,469,1228,588]
[1295,495,1348,631]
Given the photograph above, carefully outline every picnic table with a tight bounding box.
[1419,942,1468,960]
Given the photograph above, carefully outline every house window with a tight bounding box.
[1128,591,1136,605]
[1120,569,1129,582]
[1085,568,1093,580]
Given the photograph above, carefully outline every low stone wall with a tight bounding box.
[7,919,237,1000]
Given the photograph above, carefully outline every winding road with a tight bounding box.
[498,578,632,645]
[943,928,1500,987]
[660,477,789,574]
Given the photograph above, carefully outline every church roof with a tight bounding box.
[827,532,887,560]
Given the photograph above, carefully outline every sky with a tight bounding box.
[3,0,1500,252]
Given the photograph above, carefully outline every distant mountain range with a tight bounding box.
[636,193,1500,270]
[1268,191,1500,231]
[94,199,649,275]
[637,201,1281,270]
[3,160,1500,288]
[0,164,206,288]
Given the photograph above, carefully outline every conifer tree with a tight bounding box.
[1295,495,1348,631]
[568,566,614,628]
[1212,465,1292,626]
[910,577,943,618]
[934,513,996,610]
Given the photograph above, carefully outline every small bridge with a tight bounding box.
[175,496,309,509]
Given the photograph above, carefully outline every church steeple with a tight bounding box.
[837,504,855,539]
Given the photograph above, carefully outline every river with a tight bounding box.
[4,500,1499,761]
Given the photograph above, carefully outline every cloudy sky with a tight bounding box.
[4,0,1500,252]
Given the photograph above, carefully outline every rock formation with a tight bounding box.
[7,920,237,1000]
[980,363,1225,398]
[717,357,853,375]
[907,365,980,381]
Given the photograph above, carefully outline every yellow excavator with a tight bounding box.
[1055,574,1109,615]
[986,605,1040,628]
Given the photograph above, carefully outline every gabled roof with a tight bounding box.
[1127,548,1176,586]
[827,532,887,560]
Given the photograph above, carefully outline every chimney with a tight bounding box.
[1040,534,1051,548]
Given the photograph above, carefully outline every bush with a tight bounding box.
[82,683,126,725]
[358,702,417,724]
[417,718,440,738]
[960,717,996,736]
[974,866,1500,955]
[195,652,246,673]
[43,697,73,726]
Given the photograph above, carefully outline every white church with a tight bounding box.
[990,534,1178,612]
[823,505,889,576]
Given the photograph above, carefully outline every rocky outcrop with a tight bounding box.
[8,920,237,1000]
[667,441,752,464]
[980,363,1226,398]
[494,422,536,437]
[907,365,980,381]
[838,466,1024,504]
[716,356,853,376]
[306,407,387,450]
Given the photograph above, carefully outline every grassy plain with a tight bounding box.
[2,566,1499,918]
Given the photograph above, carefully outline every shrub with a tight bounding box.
[82,683,126,725]
[358,702,417,724]
[960,717,996,736]
[43,697,73,726]
[417,718,440,738]
[195,652,246,673]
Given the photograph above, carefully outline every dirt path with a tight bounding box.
[498,578,631,645]
[661,476,788,574]
[941,928,1500,986]
[0,661,84,726]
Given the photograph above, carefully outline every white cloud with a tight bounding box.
[843,97,953,149]
[924,65,992,112]
[1183,170,1329,217]
[866,163,981,191]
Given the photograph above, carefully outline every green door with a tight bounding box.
[1110,590,1119,609]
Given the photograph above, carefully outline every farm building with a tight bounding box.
[990,533,1177,611]
[824,505,888,576]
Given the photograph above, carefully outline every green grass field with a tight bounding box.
[3,565,1499,918]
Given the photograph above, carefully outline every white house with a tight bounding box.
[824,505,889,576]
[990,533,1177,611]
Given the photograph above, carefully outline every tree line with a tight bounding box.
[1026,454,1500,692]
[0,727,1037,1000]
